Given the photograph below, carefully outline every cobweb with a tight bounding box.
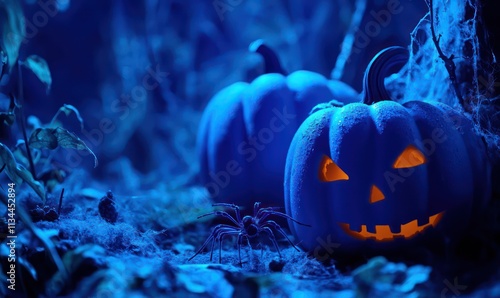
[385,0,499,155]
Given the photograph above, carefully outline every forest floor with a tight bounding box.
[1,170,500,298]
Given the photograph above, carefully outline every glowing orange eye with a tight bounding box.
[369,185,385,203]
[318,155,349,182]
[393,145,426,169]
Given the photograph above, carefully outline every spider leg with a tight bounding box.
[189,224,237,262]
[253,202,261,217]
[256,206,283,218]
[262,227,282,259]
[210,229,232,261]
[215,230,240,264]
[197,210,241,226]
[189,233,215,262]
[237,233,244,267]
[210,234,216,261]
[258,210,311,227]
[246,236,252,253]
[211,227,238,262]
[242,235,251,263]
[262,220,300,251]
[212,203,242,222]
[209,225,236,261]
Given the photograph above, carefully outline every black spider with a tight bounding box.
[188,202,310,266]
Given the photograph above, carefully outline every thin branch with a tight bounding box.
[58,188,64,214]
[0,50,7,81]
[332,0,367,79]
[427,0,465,108]
[16,63,37,179]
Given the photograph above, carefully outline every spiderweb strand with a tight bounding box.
[428,0,464,108]
[385,0,499,152]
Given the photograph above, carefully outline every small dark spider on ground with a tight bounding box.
[188,202,311,266]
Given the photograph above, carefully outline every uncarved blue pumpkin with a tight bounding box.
[197,43,358,207]
[284,47,492,253]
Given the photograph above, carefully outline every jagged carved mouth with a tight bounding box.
[339,212,444,241]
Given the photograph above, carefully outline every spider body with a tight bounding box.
[189,202,310,266]
[242,216,259,237]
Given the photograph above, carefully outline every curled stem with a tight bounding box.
[249,39,287,75]
[362,46,409,104]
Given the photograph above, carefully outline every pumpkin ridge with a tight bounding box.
[285,95,491,253]
[367,102,407,224]
[407,101,470,213]
[425,101,491,215]
[198,48,359,208]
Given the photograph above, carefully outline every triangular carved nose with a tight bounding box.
[370,185,385,203]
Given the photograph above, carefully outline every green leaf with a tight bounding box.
[29,128,58,150]
[0,0,25,70]
[29,127,98,167]
[13,139,42,166]
[50,104,84,130]
[22,55,52,91]
[0,142,45,203]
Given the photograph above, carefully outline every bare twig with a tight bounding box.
[427,0,465,108]
[58,188,64,215]
[332,0,367,79]
[0,50,7,81]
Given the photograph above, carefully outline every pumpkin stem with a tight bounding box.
[249,39,287,75]
[362,46,409,104]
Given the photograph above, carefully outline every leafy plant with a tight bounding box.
[0,142,45,202]
[29,127,98,168]
[20,55,52,92]
[0,93,15,125]
[0,0,24,71]
[50,104,84,130]
[0,192,68,286]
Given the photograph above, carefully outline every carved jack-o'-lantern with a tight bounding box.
[318,145,445,242]
[284,47,491,252]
